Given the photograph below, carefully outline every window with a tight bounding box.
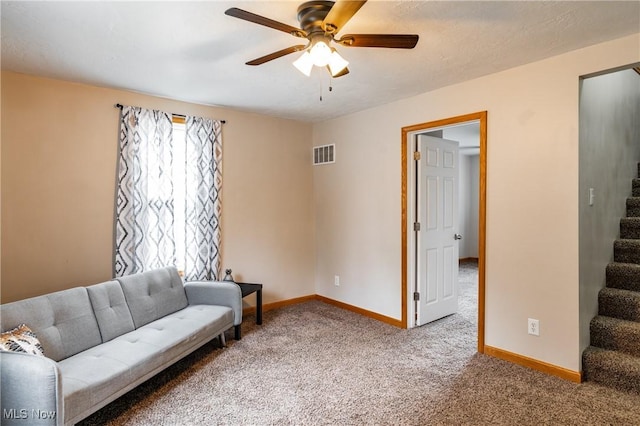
[114,106,223,280]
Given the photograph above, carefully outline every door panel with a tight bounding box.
[444,177,454,229]
[443,245,455,298]
[426,147,438,167]
[417,135,459,325]
[426,177,438,230]
[425,248,438,303]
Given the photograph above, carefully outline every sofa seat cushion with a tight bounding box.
[58,304,233,423]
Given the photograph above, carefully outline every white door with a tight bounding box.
[416,135,460,325]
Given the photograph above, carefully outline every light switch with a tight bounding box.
[589,188,595,206]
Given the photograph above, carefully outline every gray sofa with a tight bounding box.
[0,266,242,426]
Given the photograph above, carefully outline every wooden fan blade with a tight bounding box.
[336,34,419,49]
[225,8,307,38]
[246,45,307,66]
[322,0,367,33]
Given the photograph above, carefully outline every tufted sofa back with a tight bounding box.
[116,266,188,328]
[1,266,189,361]
[86,280,136,342]
[0,287,102,361]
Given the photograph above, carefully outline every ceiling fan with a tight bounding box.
[225,0,419,78]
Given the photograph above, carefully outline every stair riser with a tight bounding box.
[591,320,640,357]
[583,364,640,394]
[626,198,640,218]
[620,221,640,239]
[633,182,640,197]
[627,207,640,218]
[614,244,640,264]
[614,249,640,264]
[607,266,640,292]
[599,293,640,323]
[583,349,640,394]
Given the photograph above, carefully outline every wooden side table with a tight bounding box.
[234,282,262,340]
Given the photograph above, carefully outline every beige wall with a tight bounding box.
[312,33,640,372]
[3,33,638,373]
[1,72,315,304]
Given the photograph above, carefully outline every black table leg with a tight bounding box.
[256,288,262,325]
[236,282,263,334]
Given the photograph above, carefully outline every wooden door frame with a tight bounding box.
[401,111,487,353]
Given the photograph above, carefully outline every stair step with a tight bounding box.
[620,218,640,239]
[614,239,640,264]
[583,346,640,393]
[607,263,640,292]
[599,287,640,322]
[586,166,640,392]
[633,179,640,197]
[627,198,640,218]
[590,315,640,357]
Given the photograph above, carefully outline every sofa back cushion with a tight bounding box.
[0,287,102,361]
[87,280,136,342]
[116,266,188,328]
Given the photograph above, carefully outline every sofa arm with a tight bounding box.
[184,281,242,326]
[0,351,63,426]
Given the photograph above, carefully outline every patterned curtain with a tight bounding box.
[114,106,175,276]
[183,116,223,281]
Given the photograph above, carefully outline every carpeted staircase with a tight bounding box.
[583,164,640,393]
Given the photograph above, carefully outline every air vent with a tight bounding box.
[313,144,335,165]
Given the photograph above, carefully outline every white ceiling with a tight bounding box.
[2,1,639,123]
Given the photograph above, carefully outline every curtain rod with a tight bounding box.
[114,104,226,124]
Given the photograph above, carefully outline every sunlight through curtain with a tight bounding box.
[114,106,222,279]
[183,116,223,281]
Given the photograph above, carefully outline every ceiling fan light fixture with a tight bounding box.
[309,40,333,67]
[294,42,349,77]
[227,2,420,79]
[327,49,349,77]
[293,51,314,76]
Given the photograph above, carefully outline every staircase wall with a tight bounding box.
[579,68,640,366]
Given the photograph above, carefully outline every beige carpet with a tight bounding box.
[79,263,640,425]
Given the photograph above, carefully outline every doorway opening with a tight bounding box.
[401,112,487,353]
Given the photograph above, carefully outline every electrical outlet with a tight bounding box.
[528,318,540,336]
[334,275,340,286]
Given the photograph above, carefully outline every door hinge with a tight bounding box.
[413,222,421,231]
[413,151,421,161]
[413,292,420,301]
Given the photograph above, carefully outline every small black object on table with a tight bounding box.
[234,282,262,340]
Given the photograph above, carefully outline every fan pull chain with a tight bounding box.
[319,74,335,102]
[318,71,336,102]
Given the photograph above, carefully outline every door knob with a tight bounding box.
[454,234,463,240]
